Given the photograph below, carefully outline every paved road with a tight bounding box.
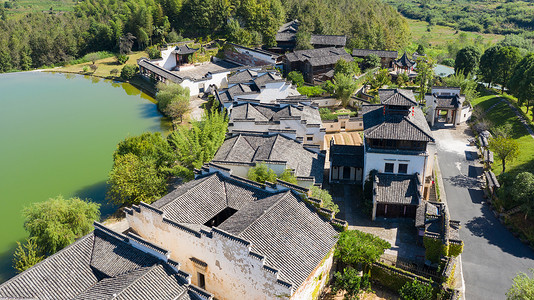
[433,125,534,299]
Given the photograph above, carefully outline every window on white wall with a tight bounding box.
[384,163,394,173]
[398,163,408,174]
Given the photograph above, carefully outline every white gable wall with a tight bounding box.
[126,205,294,300]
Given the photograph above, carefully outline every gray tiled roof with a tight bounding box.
[230,102,322,125]
[285,47,353,66]
[172,45,198,55]
[363,104,434,142]
[227,69,257,84]
[212,133,325,181]
[375,173,421,205]
[151,172,338,289]
[434,94,464,109]
[139,58,184,83]
[378,89,418,106]
[310,35,346,47]
[233,192,337,287]
[352,49,398,58]
[0,224,210,300]
[395,52,415,68]
[275,20,299,42]
[253,72,285,87]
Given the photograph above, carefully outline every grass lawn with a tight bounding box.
[406,19,504,47]
[51,51,147,78]
[472,95,534,175]
[1,0,75,18]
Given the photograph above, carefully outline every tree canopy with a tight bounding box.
[168,107,228,179]
[489,136,520,174]
[399,279,433,300]
[247,163,278,184]
[156,82,191,126]
[507,269,534,300]
[108,132,177,206]
[334,229,391,270]
[455,46,481,76]
[22,196,100,255]
[13,238,44,273]
[494,46,522,93]
[309,186,339,216]
[509,54,534,116]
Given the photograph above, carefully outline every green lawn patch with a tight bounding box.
[472,95,534,176]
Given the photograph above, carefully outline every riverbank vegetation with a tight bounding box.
[13,196,100,272]
[0,0,410,73]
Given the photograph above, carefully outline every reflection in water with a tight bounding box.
[91,76,101,84]
[63,73,76,80]
[121,83,142,96]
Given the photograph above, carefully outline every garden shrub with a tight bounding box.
[297,85,326,97]
[399,279,433,300]
[448,242,464,257]
[423,237,447,263]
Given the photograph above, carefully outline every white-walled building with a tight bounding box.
[212,132,325,188]
[361,89,436,219]
[138,44,243,96]
[124,170,344,300]
[216,68,297,109]
[228,102,325,146]
[425,86,472,127]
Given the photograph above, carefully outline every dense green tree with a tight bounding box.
[310,186,339,215]
[332,267,370,299]
[455,46,481,76]
[509,54,534,116]
[13,238,44,273]
[107,153,167,205]
[495,46,522,93]
[399,279,433,300]
[278,169,298,184]
[114,132,176,168]
[334,230,391,270]
[335,59,360,77]
[22,196,100,255]
[489,136,520,174]
[247,163,278,184]
[442,73,478,103]
[362,54,381,71]
[287,71,305,87]
[156,82,191,125]
[479,45,502,89]
[507,269,534,300]
[334,73,358,107]
[511,172,534,219]
[120,64,138,80]
[295,30,313,50]
[368,68,391,95]
[415,57,434,103]
[168,107,228,178]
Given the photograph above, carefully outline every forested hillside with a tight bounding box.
[385,0,534,35]
[0,0,409,73]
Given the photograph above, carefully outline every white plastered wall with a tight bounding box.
[126,206,294,300]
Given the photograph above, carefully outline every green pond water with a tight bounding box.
[0,72,168,282]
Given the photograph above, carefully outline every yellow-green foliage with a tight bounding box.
[371,263,421,292]
[423,237,446,263]
[448,242,464,257]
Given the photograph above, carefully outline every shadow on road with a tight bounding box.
[468,188,484,204]
[468,165,484,178]
[446,174,481,189]
[465,205,534,260]
[465,150,479,161]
